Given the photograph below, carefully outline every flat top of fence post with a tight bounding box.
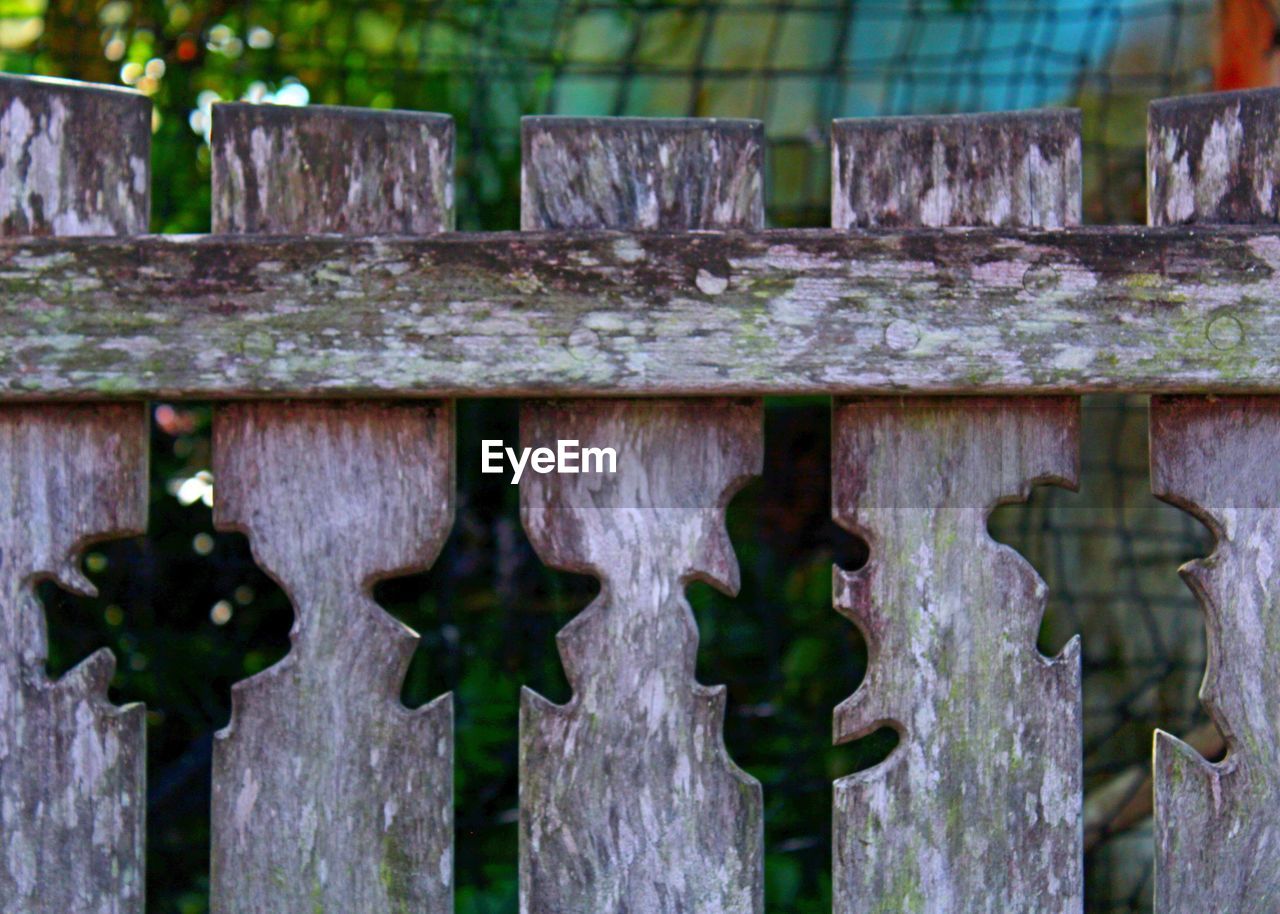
[211,101,454,234]
[0,73,150,236]
[1148,88,1280,226]
[832,107,1082,229]
[521,115,764,231]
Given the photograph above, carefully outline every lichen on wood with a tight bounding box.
[208,103,457,914]
[212,102,454,235]
[0,405,148,914]
[832,109,1082,229]
[212,401,455,913]
[0,75,150,238]
[831,111,1083,914]
[832,398,1082,912]
[0,73,149,914]
[1148,85,1280,914]
[4,225,1280,397]
[520,399,764,913]
[518,117,764,914]
[1150,396,1280,912]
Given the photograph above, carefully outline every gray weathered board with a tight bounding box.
[208,105,456,913]
[1149,88,1280,913]
[0,74,149,913]
[518,118,764,913]
[832,111,1082,913]
[3,225,1280,397]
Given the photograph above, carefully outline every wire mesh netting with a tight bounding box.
[6,1,1228,912]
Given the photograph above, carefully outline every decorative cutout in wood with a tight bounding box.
[832,397,1081,912]
[518,116,766,913]
[212,401,454,912]
[208,103,457,914]
[520,399,763,911]
[1150,396,1280,911]
[0,74,150,914]
[0,405,147,912]
[1148,86,1280,913]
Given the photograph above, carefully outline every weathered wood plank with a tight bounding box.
[0,74,149,914]
[0,74,150,237]
[1150,397,1280,912]
[209,105,455,913]
[832,109,1081,229]
[518,117,764,913]
[212,401,454,912]
[832,398,1081,912]
[3,225,1280,397]
[212,102,454,234]
[832,112,1082,914]
[0,405,148,913]
[521,117,762,231]
[1150,86,1280,913]
[1149,89,1280,226]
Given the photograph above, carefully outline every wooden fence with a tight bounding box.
[0,70,1276,913]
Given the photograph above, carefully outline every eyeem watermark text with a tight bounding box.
[482,439,617,484]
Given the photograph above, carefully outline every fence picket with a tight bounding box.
[831,111,1084,913]
[0,75,150,914]
[1148,89,1280,913]
[208,103,456,914]
[518,117,765,914]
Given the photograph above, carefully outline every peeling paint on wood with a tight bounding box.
[0,73,149,914]
[832,110,1082,229]
[0,75,149,237]
[832,113,1082,913]
[1149,86,1280,914]
[518,117,764,914]
[1150,396,1280,912]
[5,225,1280,397]
[209,104,456,914]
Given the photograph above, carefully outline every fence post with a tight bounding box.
[830,110,1084,913]
[518,117,765,913]
[0,75,150,913]
[1148,88,1280,912]
[208,102,456,913]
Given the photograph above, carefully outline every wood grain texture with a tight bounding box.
[832,112,1082,913]
[0,75,150,237]
[832,110,1082,229]
[521,117,762,231]
[0,405,148,914]
[1150,396,1280,912]
[212,402,454,912]
[832,398,1081,912]
[520,400,762,913]
[1149,86,1280,913]
[209,104,456,913]
[1149,89,1280,226]
[7,225,1280,397]
[0,72,149,914]
[212,103,454,234]
[518,117,764,914]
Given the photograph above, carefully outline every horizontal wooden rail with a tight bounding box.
[0,225,1278,398]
